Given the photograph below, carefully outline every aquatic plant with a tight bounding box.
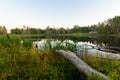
[33,39,77,52]
[22,40,33,48]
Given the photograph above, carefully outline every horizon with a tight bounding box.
[0,0,120,33]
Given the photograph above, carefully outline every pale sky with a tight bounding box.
[0,0,120,32]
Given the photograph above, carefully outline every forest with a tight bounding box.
[8,16,120,37]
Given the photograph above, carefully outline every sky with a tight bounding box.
[0,0,120,32]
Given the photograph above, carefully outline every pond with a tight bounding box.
[23,35,120,47]
[31,39,120,60]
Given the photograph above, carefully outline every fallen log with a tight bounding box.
[98,48,119,53]
[56,50,109,80]
[102,46,120,52]
[81,49,120,60]
[76,44,120,60]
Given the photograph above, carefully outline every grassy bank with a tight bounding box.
[83,55,120,80]
[0,45,87,80]
[0,35,86,80]
[13,32,89,39]
[0,35,120,80]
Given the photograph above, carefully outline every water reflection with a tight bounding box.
[22,35,120,47]
[33,39,97,51]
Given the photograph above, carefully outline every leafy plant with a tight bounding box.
[0,44,86,80]
[83,55,120,80]
[0,35,21,47]
[34,39,77,52]
[22,40,33,48]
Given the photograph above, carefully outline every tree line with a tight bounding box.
[1,16,120,36]
[10,16,120,35]
[10,25,92,35]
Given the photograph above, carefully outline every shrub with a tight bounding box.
[83,55,120,80]
[0,45,86,80]
[33,39,77,52]
[22,40,33,48]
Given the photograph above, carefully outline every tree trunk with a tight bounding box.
[102,46,120,52]
[56,50,109,80]
[76,49,120,60]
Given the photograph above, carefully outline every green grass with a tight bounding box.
[68,32,89,37]
[12,32,89,39]
[83,55,120,80]
[0,44,87,80]
[16,34,45,37]
[0,34,120,80]
[0,34,21,47]
[22,40,33,48]
[45,40,77,52]
[0,35,86,80]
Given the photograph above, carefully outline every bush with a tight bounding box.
[0,45,86,80]
[22,40,33,48]
[83,55,120,80]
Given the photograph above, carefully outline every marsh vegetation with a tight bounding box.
[0,16,120,80]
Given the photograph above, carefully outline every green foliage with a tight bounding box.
[0,44,86,80]
[83,55,120,80]
[22,40,33,48]
[39,40,77,52]
[0,26,7,35]
[11,28,22,34]
[0,35,21,47]
[10,16,120,38]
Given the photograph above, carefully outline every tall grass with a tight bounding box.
[0,35,86,80]
[22,40,33,48]
[33,39,77,52]
[0,35,120,80]
[0,44,87,80]
[83,55,120,80]
[0,35,21,47]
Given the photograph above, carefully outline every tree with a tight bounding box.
[46,26,52,38]
[11,28,22,34]
[0,26,7,35]
[107,16,120,33]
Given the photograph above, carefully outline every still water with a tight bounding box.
[23,36,120,47]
